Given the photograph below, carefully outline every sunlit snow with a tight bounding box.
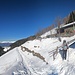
[0,31,75,75]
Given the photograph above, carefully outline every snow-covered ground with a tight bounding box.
[41,28,57,38]
[0,31,75,75]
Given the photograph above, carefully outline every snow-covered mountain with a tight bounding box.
[0,41,15,47]
[0,28,75,75]
[0,41,15,43]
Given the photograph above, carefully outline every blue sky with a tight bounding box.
[0,0,75,41]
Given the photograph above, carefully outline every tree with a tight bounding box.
[0,46,4,56]
[65,11,75,24]
[35,24,54,38]
[54,16,63,41]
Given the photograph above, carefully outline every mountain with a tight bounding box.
[0,41,15,47]
[0,11,75,75]
[9,11,75,51]
[0,41,15,56]
[0,43,12,47]
[0,34,75,75]
[7,10,75,51]
[0,41,15,43]
[9,35,36,50]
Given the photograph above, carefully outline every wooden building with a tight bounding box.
[56,21,75,36]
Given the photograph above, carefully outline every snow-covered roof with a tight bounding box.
[60,21,75,28]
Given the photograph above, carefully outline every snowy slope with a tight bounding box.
[41,28,57,38]
[0,31,75,75]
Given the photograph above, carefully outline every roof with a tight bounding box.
[60,21,75,28]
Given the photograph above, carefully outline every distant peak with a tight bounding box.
[0,41,15,43]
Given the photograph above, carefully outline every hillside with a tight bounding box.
[0,46,5,56]
[9,35,36,50]
[9,10,75,51]
[0,34,75,75]
[64,10,75,24]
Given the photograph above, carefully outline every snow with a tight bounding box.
[0,41,15,43]
[41,28,57,38]
[3,47,10,52]
[60,21,75,28]
[0,30,75,75]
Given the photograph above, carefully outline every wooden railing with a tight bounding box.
[48,36,75,60]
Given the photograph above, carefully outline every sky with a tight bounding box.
[0,0,75,41]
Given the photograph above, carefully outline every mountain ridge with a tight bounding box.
[9,10,75,50]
